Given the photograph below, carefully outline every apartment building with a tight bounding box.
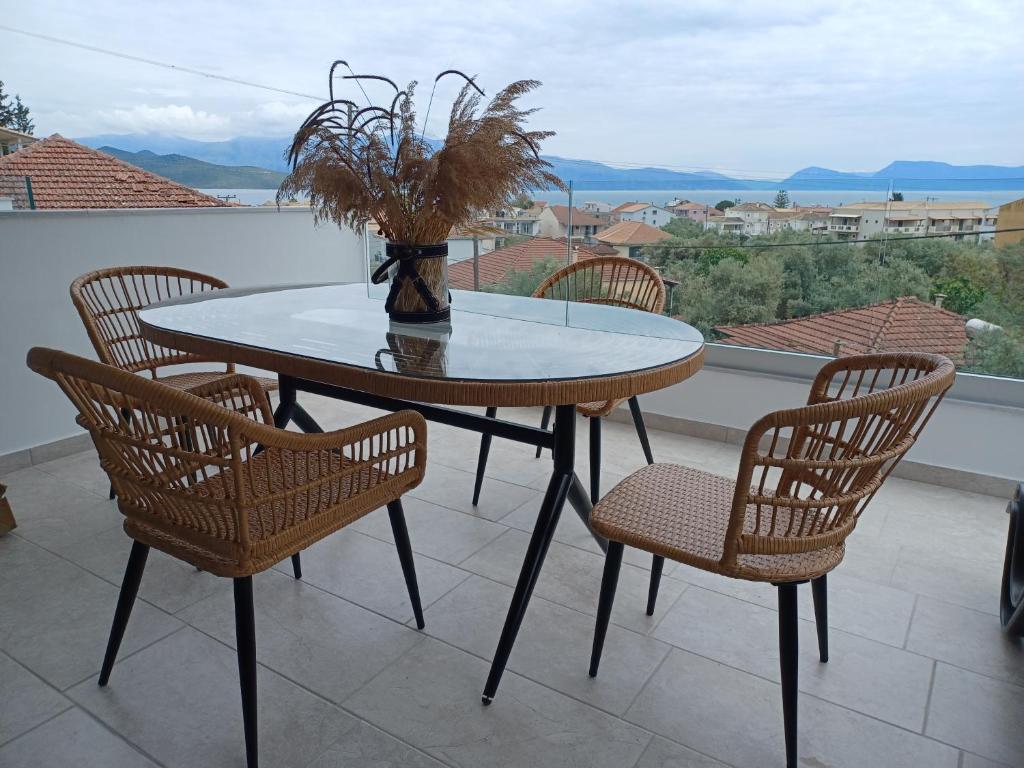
[479,206,542,236]
[827,200,995,242]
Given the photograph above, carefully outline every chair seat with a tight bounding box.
[590,463,845,582]
[124,448,409,578]
[576,398,623,418]
[157,370,279,393]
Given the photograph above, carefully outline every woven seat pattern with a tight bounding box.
[533,256,666,416]
[592,352,956,582]
[592,464,845,581]
[29,349,426,577]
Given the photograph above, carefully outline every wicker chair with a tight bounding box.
[27,347,428,768]
[472,256,666,512]
[70,266,288,501]
[587,352,955,768]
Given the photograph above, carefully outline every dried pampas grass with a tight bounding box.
[278,63,565,245]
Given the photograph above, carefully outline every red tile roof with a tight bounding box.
[547,205,605,227]
[448,237,601,290]
[714,297,967,362]
[0,135,229,209]
[611,202,649,214]
[596,220,673,246]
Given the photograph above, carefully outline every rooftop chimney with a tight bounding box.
[832,339,846,357]
[934,293,947,308]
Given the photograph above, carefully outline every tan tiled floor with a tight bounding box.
[1,395,1021,768]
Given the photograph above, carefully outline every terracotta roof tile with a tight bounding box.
[0,135,229,209]
[548,205,604,227]
[448,237,601,290]
[714,297,967,362]
[595,220,673,246]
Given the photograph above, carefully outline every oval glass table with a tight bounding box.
[139,282,705,700]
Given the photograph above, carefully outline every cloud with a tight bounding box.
[5,0,1022,170]
[95,104,232,138]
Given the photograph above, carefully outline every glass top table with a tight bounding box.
[139,282,705,703]
[139,283,704,407]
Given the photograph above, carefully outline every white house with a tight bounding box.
[537,205,605,240]
[611,202,676,228]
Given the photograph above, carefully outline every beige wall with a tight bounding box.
[996,198,1024,247]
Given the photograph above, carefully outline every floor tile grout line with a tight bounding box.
[59,624,191,693]
[903,593,920,649]
[922,659,938,736]
[11,508,1023,702]
[0,653,168,767]
[0,705,74,753]
[181,621,454,768]
[73,705,171,768]
[619,644,674,719]
[645,580,690,637]
[0,648,75,751]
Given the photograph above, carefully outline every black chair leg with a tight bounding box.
[472,407,498,506]
[589,416,601,505]
[388,499,425,629]
[777,582,799,768]
[590,541,624,677]
[99,541,149,686]
[811,574,828,663]
[627,395,654,465]
[234,577,258,768]
[290,553,302,580]
[646,556,665,616]
[535,405,553,458]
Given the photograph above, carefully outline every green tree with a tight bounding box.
[0,81,34,134]
[772,190,790,208]
[661,217,703,239]
[934,276,986,315]
[678,255,783,334]
[715,199,736,211]
[965,327,1024,379]
[890,191,904,202]
[510,192,533,209]
[483,256,565,297]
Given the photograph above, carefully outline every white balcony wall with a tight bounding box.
[0,207,365,459]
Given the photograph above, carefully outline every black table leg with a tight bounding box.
[272,376,324,432]
[482,404,576,704]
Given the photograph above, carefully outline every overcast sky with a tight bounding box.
[3,0,1021,176]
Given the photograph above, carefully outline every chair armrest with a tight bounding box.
[231,410,428,543]
[185,374,274,425]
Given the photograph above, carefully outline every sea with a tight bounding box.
[199,188,1023,209]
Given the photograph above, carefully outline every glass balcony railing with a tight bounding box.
[363,192,1024,382]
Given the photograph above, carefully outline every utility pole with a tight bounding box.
[565,180,574,265]
[472,235,480,291]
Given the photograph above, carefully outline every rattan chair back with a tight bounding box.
[724,352,955,566]
[533,255,666,314]
[70,266,231,376]
[28,347,426,576]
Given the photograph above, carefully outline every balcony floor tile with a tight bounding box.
[0,407,1016,768]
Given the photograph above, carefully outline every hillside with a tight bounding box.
[77,134,1024,191]
[97,146,286,188]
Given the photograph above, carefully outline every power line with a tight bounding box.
[0,24,325,102]
[3,23,1022,186]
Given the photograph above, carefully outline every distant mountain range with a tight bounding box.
[76,134,1024,192]
[99,147,285,189]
